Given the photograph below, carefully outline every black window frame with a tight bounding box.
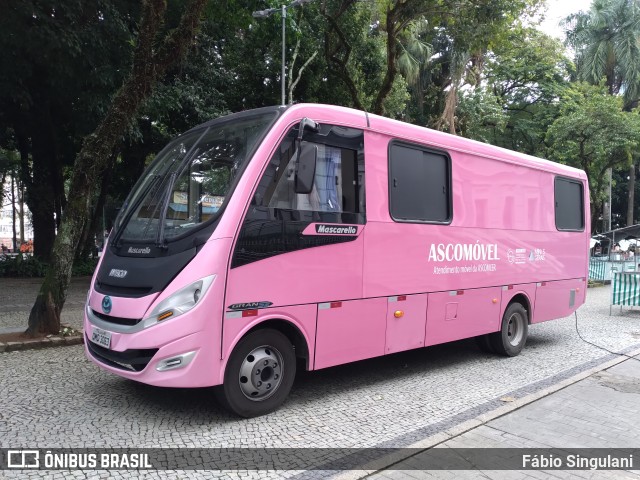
[250,122,367,224]
[387,140,453,225]
[554,176,585,232]
[231,122,366,268]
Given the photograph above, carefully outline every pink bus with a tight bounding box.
[85,104,589,417]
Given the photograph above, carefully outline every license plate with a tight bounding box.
[91,327,112,349]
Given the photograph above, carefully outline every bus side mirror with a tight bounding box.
[295,141,318,194]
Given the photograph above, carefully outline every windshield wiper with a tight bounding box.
[156,144,204,248]
[112,174,162,248]
[156,171,177,249]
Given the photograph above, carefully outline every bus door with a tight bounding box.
[225,122,368,364]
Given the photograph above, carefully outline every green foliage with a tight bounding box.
[0,255,98,278]
[71,258,100,277]
[403,0,545,128]
[0,255,47,278]
[456,89,508,144]
[546,84,639,169]
[567,0,640,107]
[0,1,140,259]
[546,82,640,210]
[458,27,571,154]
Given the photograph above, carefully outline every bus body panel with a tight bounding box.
[88,290,159,320]
[425,287,503,346]
[533,278,586,324]
[499,283,537,321]
[384,293,428,354]
[83,330,221,388]
[84,103,590,395]
[84,238,231,386]
[314,297,387,370]
[224,235,364,308]
[220,304,318,383]
[363,223,587,296]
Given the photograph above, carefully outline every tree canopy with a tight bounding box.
[2,0,640,332]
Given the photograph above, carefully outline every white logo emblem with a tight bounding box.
[108,269,128,279]
[8,450,40,468]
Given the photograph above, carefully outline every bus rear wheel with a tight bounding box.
[216,329,296,418]
[489,302,528,357]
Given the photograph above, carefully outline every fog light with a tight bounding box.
[156,351,197,372]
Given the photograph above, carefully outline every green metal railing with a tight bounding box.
[611,271,640,314]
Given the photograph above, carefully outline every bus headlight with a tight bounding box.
[142,275,215,328]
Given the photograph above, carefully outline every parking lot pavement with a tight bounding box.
[1,284,640,479]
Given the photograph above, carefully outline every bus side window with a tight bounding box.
[256,124,364,223]
[554,177,584,231]
[269,144,348,213]
[389,142,451,224]
[232,124,365,268]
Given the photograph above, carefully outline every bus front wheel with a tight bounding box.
[489,302,528,357]
[216,328,296,418]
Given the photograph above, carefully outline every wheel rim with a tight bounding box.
[506,312,524,347]
[238,345,284,401]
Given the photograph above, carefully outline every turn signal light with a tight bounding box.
[394,310,404,318]
[158,310,174,321]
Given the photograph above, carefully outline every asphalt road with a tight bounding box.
[1,282,639,479]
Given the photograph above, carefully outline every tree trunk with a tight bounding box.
[27,177,56,259]
[627,163,636,226]
[28,103,58,261]
[27,0,208,336]
[19,178,25,243]
[591,201,599,234]
[11,174,17,252]
[435,84,458,134]
[79,166,113,260]
[373,7,399,115]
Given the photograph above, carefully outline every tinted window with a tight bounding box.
[231,124,365,268]
[555,177,584,231]
[116,112,275,243]
[255,124,365,223]
[389,143,451,222]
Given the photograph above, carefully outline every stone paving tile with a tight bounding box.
[1,285,639,480]
[370,356,640,480]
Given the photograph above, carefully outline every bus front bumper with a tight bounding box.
[83,306,222,388]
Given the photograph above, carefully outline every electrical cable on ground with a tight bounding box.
[574,311,640,363]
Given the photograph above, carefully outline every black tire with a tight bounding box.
[475,334,495,353]
[489,302,528,357]
[215,329,296,418]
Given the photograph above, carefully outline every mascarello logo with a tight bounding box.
[128,246,151,255]
[315,224,358,235]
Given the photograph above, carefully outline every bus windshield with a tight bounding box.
[115,112,276,245]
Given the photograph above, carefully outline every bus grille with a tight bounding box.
[86,337,158,372]
[91,309,141,326]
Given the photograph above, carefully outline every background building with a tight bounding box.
[0,175,33,253]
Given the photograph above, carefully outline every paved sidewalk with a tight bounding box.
[363,355,640,479]
[1,281,640,479]
[0,276,91,332]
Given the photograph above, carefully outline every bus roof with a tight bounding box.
[283,103,587,180]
